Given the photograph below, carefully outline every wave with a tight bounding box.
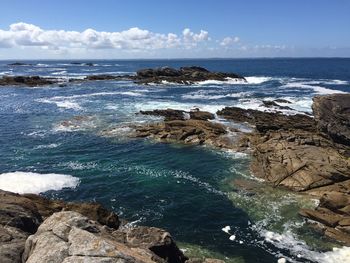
[182,90,251,100]
[0,171,79,194]
[33,143,61,149]
[281,82,347,95]
[37,98,83,110]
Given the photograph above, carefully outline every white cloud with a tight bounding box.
[220,36,240,46]
[0,22,211,51]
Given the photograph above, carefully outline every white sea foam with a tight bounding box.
[245,76,272,84]
[134,100,226,113]
[34,143,60,149]
[281,82,347,95]
[261,229,350,263]
[0,171,79,194]
[182,90,251,100]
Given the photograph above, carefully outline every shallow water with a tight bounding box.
[0,59,350,262]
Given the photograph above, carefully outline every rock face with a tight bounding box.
[135,66,246,84]
[313,94,350,146]
[22,211,186,263]
[0,190,191,263]
[0,76,55,87]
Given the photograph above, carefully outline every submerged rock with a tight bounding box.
[135,66,246,84]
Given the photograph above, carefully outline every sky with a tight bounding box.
[0,0,349,59]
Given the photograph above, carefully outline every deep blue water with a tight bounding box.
[0,59,349,263]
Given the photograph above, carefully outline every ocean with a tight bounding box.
[0,58,349,263]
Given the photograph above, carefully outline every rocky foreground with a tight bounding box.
[0,66,245,87]
[129,94,350,245]
[0,190,224,263]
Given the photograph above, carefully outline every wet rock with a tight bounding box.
[273,99,292,104]
[0,76,55,87]
[313,94,350,146]
[140,109,187,121]
[261,100,294,110]
[135,66,245,84]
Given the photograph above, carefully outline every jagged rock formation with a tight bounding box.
[134,66,246,84]
[0,190,221,263]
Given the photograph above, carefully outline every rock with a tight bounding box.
[22,193,120,229]
[23,211,187,263]
[84,75,126,81]
[273,99,292,104]
[261,100,294,110]
[312,94,350,146]
[7,62,32,66]
[249,130,350,191]
[135,66,245,84]
[134,119,227,147]
[189,110,215,121]
[139,109,187,121]
[139,109,214,122]
[0,76,55,87]
[217,107,315,133]
[0,191,43,263]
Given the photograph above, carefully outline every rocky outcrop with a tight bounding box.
[134,66,246,84]
[312,94,350,146]
[22,211,186,263]
[0,190,121,263]
[0,190,197,263]
[217,106,315,133]
[216,95,350,245]
[0,76,55,87]
[133,109,237,148]
[299,192,350,244]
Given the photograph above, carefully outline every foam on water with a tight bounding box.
[0,171,79,194]
[38,98,83,110]
[281,82,347,95]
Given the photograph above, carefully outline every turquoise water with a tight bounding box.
[0,59,350,262]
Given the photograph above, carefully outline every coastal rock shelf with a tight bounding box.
[0,66,245,87]
[0,190,224,263]
[129,94,350,245]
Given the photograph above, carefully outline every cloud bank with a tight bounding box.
[0,22,213,51]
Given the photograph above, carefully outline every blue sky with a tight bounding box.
[0,0,349,59]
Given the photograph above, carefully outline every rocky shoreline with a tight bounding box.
[0,66,245,87]
[0,190,224,263]
[127,93,350,245]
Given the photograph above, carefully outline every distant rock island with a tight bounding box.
[0,66,245,86]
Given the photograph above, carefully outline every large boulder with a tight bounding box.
[312,94,350,146]
[0,190,120,263]
[22,211,187,263]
